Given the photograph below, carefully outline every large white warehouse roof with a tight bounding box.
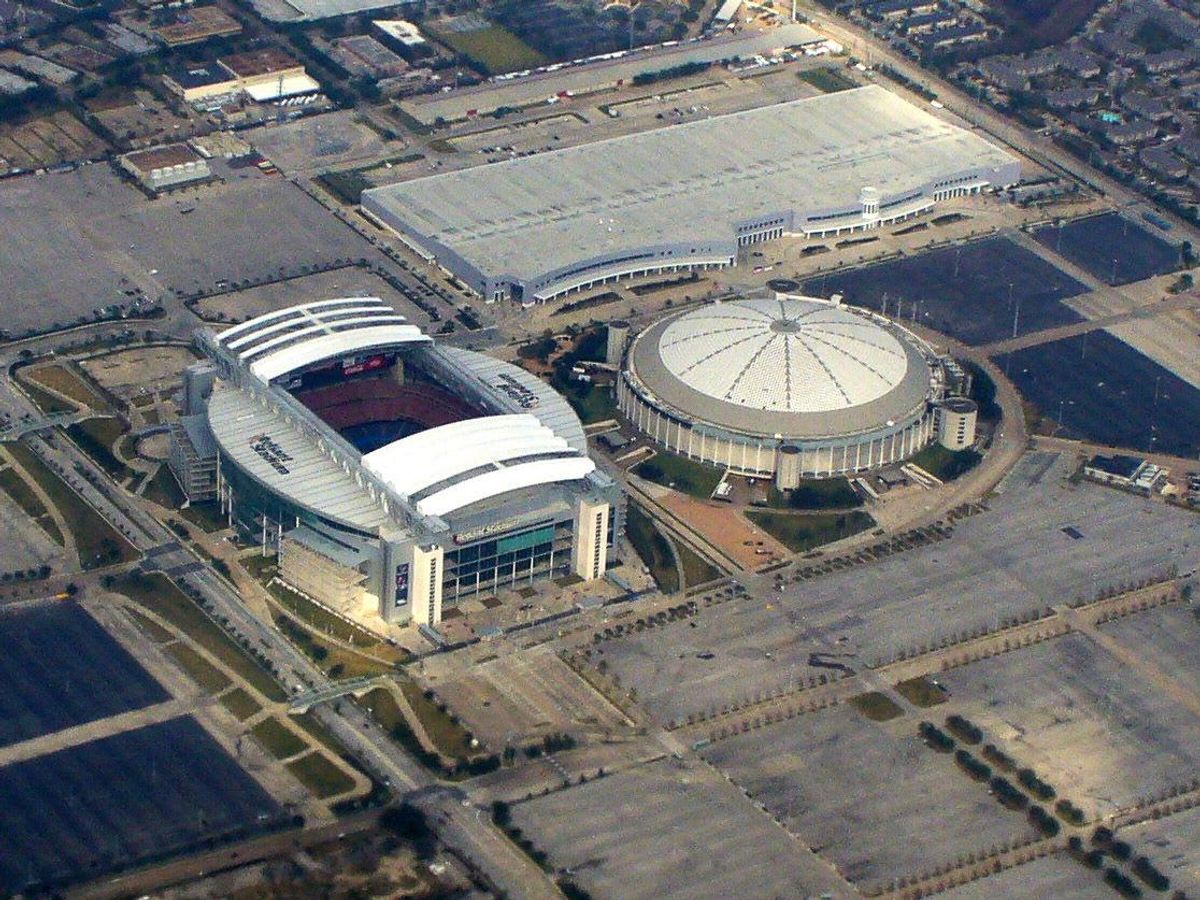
[364,86,1021,297]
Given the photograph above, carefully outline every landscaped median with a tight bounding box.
[744,509,874,554]
[4,441,136,569]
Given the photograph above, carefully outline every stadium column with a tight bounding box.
[409,544,444,626]
[572,498,610,582]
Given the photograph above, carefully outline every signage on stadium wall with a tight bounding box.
[486,373,540,409]
[394,562,409,607]
[249,434,293,475]
[342,353,392,377]
[453,516,530,545]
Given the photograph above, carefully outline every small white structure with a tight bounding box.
[937,397,977,450]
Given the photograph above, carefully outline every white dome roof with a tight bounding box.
[658,297,909,414]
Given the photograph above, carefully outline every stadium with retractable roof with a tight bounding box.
[169,297,620,630]
[619,292,955,486]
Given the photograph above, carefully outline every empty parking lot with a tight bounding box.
[802,236,1087,346]
[508,756,848,899]
[703,706,1037,891]
[0,601,169,748]
[596,453,1200,723]
[0,715,285,895]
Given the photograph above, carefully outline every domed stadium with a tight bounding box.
[618,294,944,484]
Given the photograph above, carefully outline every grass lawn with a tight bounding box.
[634,452,724,500]
[241,553,277,581]
[849,691,904,721]
[677,542,722,589]
[745,509,874,553]
[219,687,262,721]
[180,502,227,533]
[287,751,357,799]
[5,441,136,569]
[252,717,309,760]
[273,612,395,679]
[430,23,547,75]
[398,678,477,761]
[24,364,108,410]
[269,580,390,649]
[66,417,132,482]
[18,378,75,414]
[625,502,679,594]
[166,642,232,693]
[563,382,618,425]
[907,444,982,482]
[766,477,862,510]
[894,676,948,708]
[798,66,858,93]
[142,463,186,509]
[111,570,287,701]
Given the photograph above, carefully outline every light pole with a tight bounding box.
[1012,293,1021,338]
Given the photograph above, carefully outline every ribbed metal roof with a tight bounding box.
[659,296,907,413]
[628,295,935,440]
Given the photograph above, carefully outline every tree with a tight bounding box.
[491,800,511,827]
[380,803,436,858]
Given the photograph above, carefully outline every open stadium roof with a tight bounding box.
[364,85,1021,294]
[215,298,431,383]
[362,413,594,516]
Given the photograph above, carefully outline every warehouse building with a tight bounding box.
[119,144,213,193]
[170,298,621,631]
[364,85,1021,305]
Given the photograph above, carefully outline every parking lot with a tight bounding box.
[426,646,630,747]
[0,601,169,748]
[1121,804,1200,897]
[0,166,149,336]
[801,236,1088,346]
[112,178,375,297]
[703,705,1036,891]
[1033,213,1182,285]
[0,715,285,895]
[937,853,1103,899]
[1100,605,1200,697]
[596,453,1200,723]
[508,756,848,899]
[939,632,1200,818]
[1005,329,1200,457]
[0,166,391,337]
[193,267,437,330]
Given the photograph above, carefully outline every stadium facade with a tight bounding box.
[362,85,1021,305]
[169,298,621,631]
[619,293,951,484]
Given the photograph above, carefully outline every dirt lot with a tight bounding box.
[419,645,630,747]
[80,345,198,397]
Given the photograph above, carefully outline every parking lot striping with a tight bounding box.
[0,697,195,768]
[674,579,1184,745]
[978,289,1200,357]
